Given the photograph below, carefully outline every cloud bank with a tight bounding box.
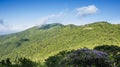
[0,19,30,35]
[0,5,98,35]
[0,12,65,35]
[76,5,98,17]
[37,12,65,26]
[0,19,12,35]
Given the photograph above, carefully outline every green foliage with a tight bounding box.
[94,45,120,54]
[0,58,11,67]
[0,58,37,67]
[45,50,72,67]
[45,48,112,67]
[94,45,120,67]
[39,23,64,29]
[114,54,120,67]
[0,21,120,63]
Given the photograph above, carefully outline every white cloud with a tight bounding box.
[0,12,65,35]
[0,24,12,35]
[76,5,98,17]
[37,12,65,26]
[0,24,34,35]
[0,19,11,34]
[10,25,30,31]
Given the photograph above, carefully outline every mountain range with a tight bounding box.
[0,21,120,63]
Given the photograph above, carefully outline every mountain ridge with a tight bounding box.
[0,21,120,62]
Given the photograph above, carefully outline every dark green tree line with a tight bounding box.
[94,45,120,67]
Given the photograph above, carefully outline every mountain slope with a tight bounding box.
[0,22,120,62]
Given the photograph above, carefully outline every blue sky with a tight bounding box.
[0,0,120,35]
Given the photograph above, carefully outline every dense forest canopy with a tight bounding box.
[0,22,120,67]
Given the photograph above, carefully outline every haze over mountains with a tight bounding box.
[0,21,120,62]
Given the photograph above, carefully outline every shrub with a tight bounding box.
[45,48,112,67]
[94,45,120,67]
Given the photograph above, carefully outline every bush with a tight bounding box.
[45,50,71,67]
[0,58,37,67]
[45,48,112,67]
[60,48,112,67]
[94,45,120,67]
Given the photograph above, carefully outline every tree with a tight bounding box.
[0,58,11,67]
[45,48,112,67]
[94,45,120,55]
[114,54,120,67]
[94,45,120,67]
[45,50,71,67]
[17,58,37,67]
[0,57,37,67]
[60,48,112,67]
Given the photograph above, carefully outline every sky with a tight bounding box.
[0,0,120,35]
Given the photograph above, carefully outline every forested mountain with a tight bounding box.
[0,21,120,63]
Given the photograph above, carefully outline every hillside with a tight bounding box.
[0,21,120,62]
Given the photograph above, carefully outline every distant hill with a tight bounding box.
[0,21,120,62]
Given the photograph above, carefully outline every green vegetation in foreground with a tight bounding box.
[0,45,120,67]
[45,45,120,67]
[0,21,120,64]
